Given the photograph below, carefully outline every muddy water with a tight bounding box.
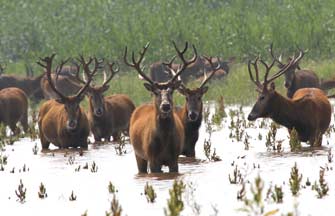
[0,104,334,216]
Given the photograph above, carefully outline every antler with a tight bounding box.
[55,58,71,83]
[200,55,221,88]
[269,43,285,67]
[102,61,119,87]
[124,42,153,84]
[169,41,197,83]
[248,52,302,90]
[0,63,6,75]
[37,54,68,100]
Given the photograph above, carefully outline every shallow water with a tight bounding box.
[0,104,335,216]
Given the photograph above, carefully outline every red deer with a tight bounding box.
[149,56,233,83]
[125,41,197,173]
[37,54,98,150]
[0,87,28,134]
[74,58,135,142]
[166,56,221,157]
[270,44,321,98]
[247,51,331,146]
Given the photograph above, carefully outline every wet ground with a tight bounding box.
[0,104,334,216]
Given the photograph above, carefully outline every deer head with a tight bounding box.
[73,56,110,117]
[269,44,305,89]
[166,55,220,121]
[37,54,97,131]
[124,41,197,118]
[247,50,304,121]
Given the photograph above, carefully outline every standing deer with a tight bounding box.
[0,87,28,134]
[149,56,233,83]
[166,56,221,157]
[125,41,197,173]
[37,54,98,150]
[269,44,320,98]
[247,51,331,146]
[74,58,135,142]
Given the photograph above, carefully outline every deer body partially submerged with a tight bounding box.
[247,49,331,146]
[125,41,197,173]
[0,87,28,134]
[37,54,97,150]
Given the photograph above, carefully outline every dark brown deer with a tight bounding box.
[0,63,6,76]
[125,41,197,173]
[75,58,136,142]
[0,87,28,134]
[37,54,98,150]
[165,56,220,157]
[149,56,233,83]
[40,60,84,99]
[269,44,320,98]
[247,51,331,146]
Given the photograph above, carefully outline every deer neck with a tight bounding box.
[269,91,298,129]
[154,106,175,131]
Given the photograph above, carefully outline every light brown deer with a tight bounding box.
[125,41,197,173]
[37,54,99,150]
[247,51,331,146]
[0,87,28,134]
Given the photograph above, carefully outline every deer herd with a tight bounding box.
[0,42,335,173]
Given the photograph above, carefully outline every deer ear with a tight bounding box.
[270,82,276,92]
[143,83,154,92]
[201,86,209,94]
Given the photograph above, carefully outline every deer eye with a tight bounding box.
[259,95,265,100]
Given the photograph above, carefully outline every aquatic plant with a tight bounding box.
[270,185,283,203]
[328,148,333,163]
[144,182,157,203]
[228,165,243,184]
[32,143,39,155]
[38,182,47,199]
[106,195,122,216]
[69,190,77,201]
[312,167,329,198]
[90,161,98,173]
[164,180,186,216]
[289,128,301,151]
[237,183,246,200]
[289,163,302,196]
[108,181,118,194]
[114,135,127,155]
[15,179,26,203]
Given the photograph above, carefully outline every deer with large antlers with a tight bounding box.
[166,56,221,157]
[247,50,331,146]
[74,58,135,142]
[269,44,322,98]
[125,41,197,173]
[37,54,97,150]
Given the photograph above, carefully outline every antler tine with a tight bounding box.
[269,43,284,67]
[265,54,298,84]
[55,58,71,83]
[199,55,221,88]
[102,61,119,87]
[75,59,100,99]
[37,54,68,100]
[169,41,198,83]
[71,59,85,84]
[260,58,276,83]
[162,55,176,68]
[124,42,153,84]
[247,57,263,90]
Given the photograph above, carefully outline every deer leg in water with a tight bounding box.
[112,132,121,142]
[310,131,322,147]
[168,161,179,173]
[20,112,28,133]
[39,133,50,150]
[94,135,102,142]
[9,124,19,135]
[103,136,111,142]
[135,155,148,173]
[149,162,163,173]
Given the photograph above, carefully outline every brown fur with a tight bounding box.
[88,93,135,142]
[0,74,44,101]
[150,56,233,83]
[0,87,28,134]
[40,74,82,99]
[38,99,90,149]
[130,103,184,173]
[248,87,331,146]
